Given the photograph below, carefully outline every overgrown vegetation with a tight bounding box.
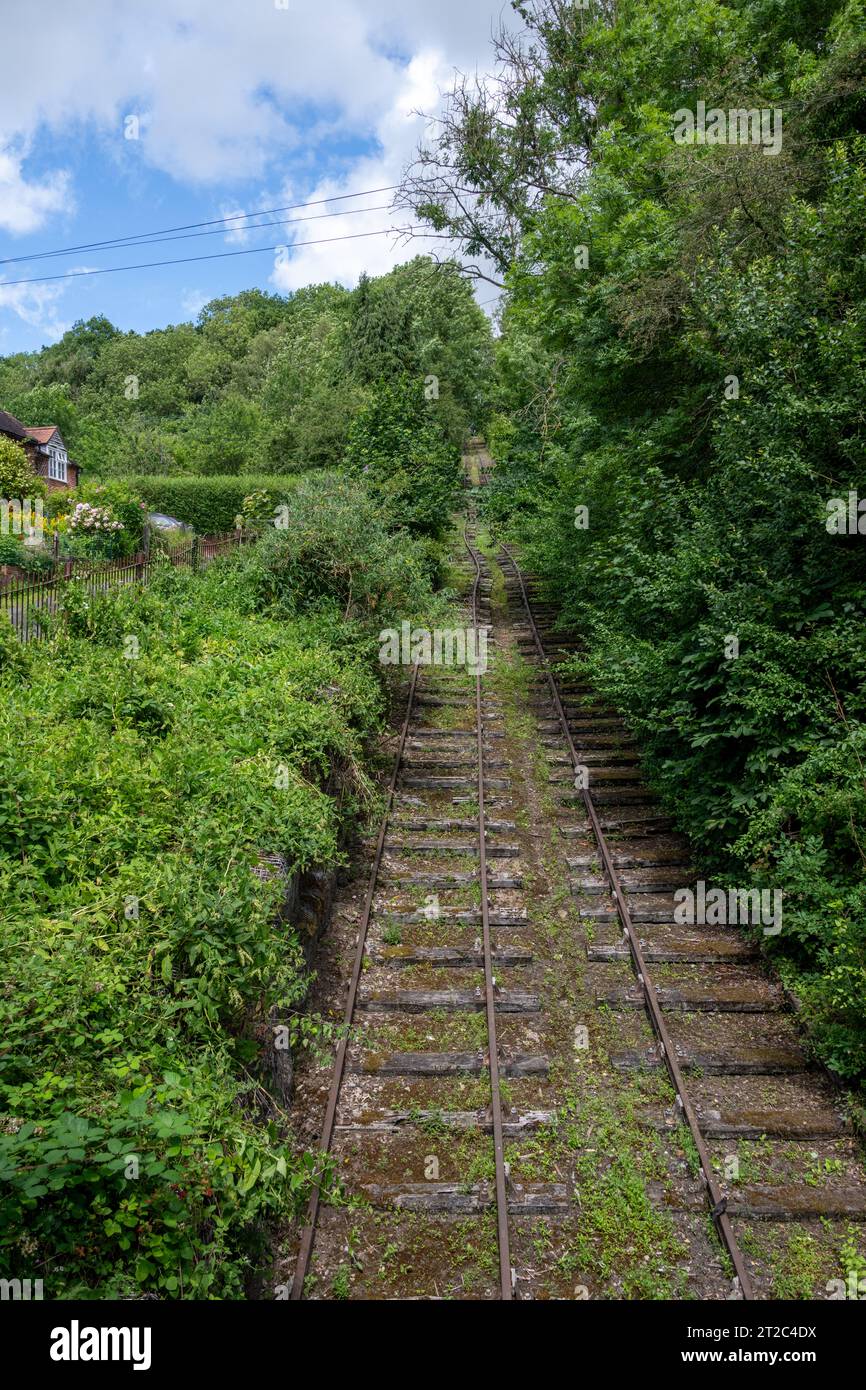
[0,477,446,1298]
[404,0,866,1084]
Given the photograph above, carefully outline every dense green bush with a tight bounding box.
[0,436,46,503]
[0,534,53,572]
[0,534,23,566]
[0,483,443,1297]
[229,471,450,625]
[79,480,149,553]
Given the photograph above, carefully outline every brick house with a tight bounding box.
[0,408,81,490]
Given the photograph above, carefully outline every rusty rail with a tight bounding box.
[290,660,421,1299]
[464,525,513,1300]
[500,543,754,1302]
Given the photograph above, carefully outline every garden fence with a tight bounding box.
[0,530,254,645]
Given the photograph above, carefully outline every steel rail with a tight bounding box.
[290,660,421,1300]
[500,544,754,1302]
[464,526,514,1300]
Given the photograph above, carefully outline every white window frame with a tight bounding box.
[48,446,68,483]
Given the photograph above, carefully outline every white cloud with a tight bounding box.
[270,51,462,292]
[0,148,72,235]
[0,279,72,342]
[0,0,493,188]
[0,0,499,325]
[218,207,254,246]
[180,288,209,318]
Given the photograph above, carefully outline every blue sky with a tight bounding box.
[0,0,500,355]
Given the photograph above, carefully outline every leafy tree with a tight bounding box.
[347,271,418,384]
[345,375,461,537]
[0,265,492,480]
[3,383,79,443]
[0,436,45,501]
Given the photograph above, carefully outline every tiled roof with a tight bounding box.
[0,408,30,439]
[26,425,60,444]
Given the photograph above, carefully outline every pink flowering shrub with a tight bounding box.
[68,502,124,535]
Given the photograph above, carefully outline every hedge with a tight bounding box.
[129,474,307,534]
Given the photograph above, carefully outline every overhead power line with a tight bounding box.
[0,203,394,267]
[0,184,400,268]
[0,226,451,288]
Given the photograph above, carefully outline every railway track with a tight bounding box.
[285,443,866,1301]
[289,511,530,1300]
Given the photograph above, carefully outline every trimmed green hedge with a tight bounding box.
[130,474,308,534]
